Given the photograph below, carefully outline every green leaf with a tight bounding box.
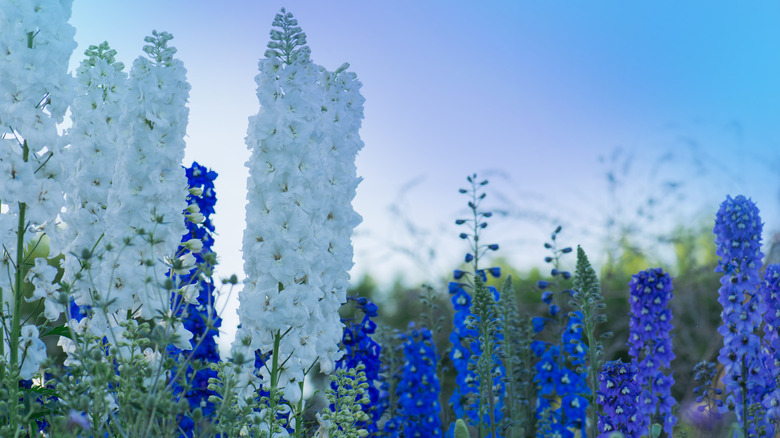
[651,423,663,438]
[41,325,71,340]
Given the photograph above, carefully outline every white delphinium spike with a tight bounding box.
[0,0,75,366]
[103,30,190,324]
[59,41,127,306]
[233,9,364,404]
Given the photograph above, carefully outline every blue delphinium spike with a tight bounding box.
[333,296,383,434]
[168,162,221,436]
[448,175,505,436]
[597,359,642,437]
[627,267,677,434]
[392,325,443,437]
[714,195,773,435]
[760,264,780,422]
[533,226,589,437]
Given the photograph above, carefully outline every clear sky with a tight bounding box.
[68,1,780,347]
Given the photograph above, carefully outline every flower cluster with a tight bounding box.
[714,195,772,434]
[532,227,588,437]
[60,41,127,304]
[388,326,442,438]
[760,264,780,420]
[627,267,676,433]
[0,0,76,381]
[335,297,382,434]
[169,162,221,436]
[597,359,642,437]
[232,8,364,403]
[447,175,502,435]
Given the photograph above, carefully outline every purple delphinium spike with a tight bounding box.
[627,267,676,433]
[714,195,773,435]
[597,359,642,437]
[760,264,780,421]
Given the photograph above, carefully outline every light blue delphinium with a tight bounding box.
[627,267,676,435]
[714,195,773,437]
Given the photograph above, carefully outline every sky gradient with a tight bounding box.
[68,1,780,347]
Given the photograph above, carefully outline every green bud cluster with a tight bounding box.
[318,364,371,438]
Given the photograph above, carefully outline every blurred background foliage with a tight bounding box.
[338,143,780,435]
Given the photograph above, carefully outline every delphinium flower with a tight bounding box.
[627,267,676,435]
[761,264,780,424]
[0,0,75,429]
[94,30,192,354]
[334,296,382,435]
[569,246,611,438]
[231,8,363,422]
[596,359,642,437]
[59,41,127,310]
[391,324,443,438]
[714,195,773,436]
[532,226,589,438]
[167,162,221,436]
[447,175,503,436]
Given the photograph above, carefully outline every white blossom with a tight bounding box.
[103,31,190,323]
[0,0,76,319]
[3,324,47,380]
[26,257,63,321]
[233,10,364,403]
[59,41,128,305]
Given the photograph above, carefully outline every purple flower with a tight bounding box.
[597,359,642,438]
[627,267,676,433]
[714,195,772,433]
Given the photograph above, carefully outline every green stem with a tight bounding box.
[8,139,29,436]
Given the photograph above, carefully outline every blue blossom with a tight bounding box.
[597,359,642,438]
[760,264,780,422]
[533,227,589,437]
[334,296,383,434]
[448,175,505,435]
[389,326,442,437]
[168,162,221,436]
[713,195,773,434]
[627,267,676,433]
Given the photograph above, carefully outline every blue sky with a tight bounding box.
[68,1,780,344]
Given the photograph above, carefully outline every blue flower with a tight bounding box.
[336,297,383,433]
[714,195,773,434]
[597,359,642,437]
[627,267,676,433]
[168,162,221,436]
[390,326,442,437]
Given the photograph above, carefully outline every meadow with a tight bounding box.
[1,2,779,437]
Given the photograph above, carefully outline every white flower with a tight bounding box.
[233,12,364,403]
[26,257,63,321]
[6,324,47,380]
[101,31,190,325]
